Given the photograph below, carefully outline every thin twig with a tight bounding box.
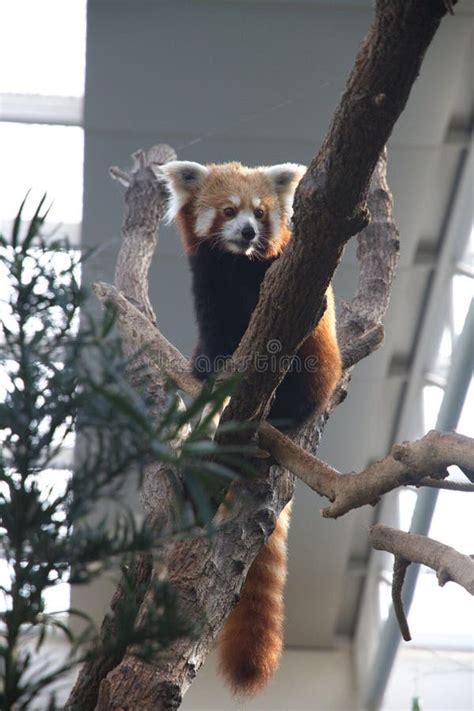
[392,556,412,641]
[417,477,474,492]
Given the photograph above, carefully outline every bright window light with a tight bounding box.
[422,384,444,431]
[378,573,393,624]
[0,0,87,97]
[394,225,474,652]
[409,311,474,651]
[407,572,473,648]
[398,488,418,531]
[457,378,473,438]
[0,123,84,225]
[452,274,473,336]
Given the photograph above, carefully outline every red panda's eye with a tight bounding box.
[254,208,264,219]
[223,207,236,218]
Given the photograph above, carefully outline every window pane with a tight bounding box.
[422,384,444,431]
[0,0,87,97]
[452,274,473,336]
[0,122,84,225]
[410,354,474,650]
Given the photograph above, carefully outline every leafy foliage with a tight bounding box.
[0,199,251,709]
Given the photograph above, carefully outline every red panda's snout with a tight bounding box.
[201,205,274,257]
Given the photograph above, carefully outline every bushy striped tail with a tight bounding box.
[217,503,292,696]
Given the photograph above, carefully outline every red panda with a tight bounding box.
[162,160,342,696]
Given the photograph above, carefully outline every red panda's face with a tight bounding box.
[161,161,306,257]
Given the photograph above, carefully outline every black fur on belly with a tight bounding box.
[189,242,316,427]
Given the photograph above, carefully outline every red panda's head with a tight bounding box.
[161,161,306,258]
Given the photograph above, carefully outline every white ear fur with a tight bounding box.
[263,163,306,191]
[263,163,306,216]
[160,161,209,222]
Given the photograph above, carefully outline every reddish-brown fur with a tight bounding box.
[218,503,292,696]
[163,160,342,697]
[218,297,340,697]
[299,287,341,415]
[175,202,201,255]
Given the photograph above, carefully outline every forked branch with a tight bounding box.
[371,524,474,640]
[93,283,474,521]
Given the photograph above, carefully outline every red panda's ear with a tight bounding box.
[160,161,209,222]
[262,163,306,217]
[262,163,306,193]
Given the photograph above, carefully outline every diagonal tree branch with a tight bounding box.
[93,282,199,399]
[259,427,474,518]
[224,0,453,428]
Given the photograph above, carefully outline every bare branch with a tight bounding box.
[417,477,474,493]
[371,524,474,595]
[340,324,385,370]
[108,147,186,532]
[114,143,175,328]
[337,150,399,368]
[260,428,474,518]
[392,556,412,642]
[93,282,199,398]
[392,432,474,475]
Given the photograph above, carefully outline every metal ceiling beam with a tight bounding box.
[0,93,83,126]
[394,142,473,446]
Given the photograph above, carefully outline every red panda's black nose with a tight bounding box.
[241,225,256,242]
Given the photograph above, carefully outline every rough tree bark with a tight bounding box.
[66,1,471,710]
[223,0,456,427]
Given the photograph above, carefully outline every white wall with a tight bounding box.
[181,648,360,711]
